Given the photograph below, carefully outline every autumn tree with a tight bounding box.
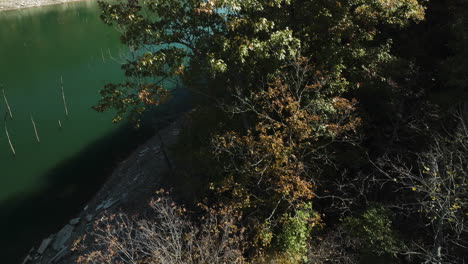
[95,0,428,262]
[95,0,425,123]
[210,57,361,260]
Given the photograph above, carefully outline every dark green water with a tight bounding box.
[0,1,125,202]
[0,1,154,263]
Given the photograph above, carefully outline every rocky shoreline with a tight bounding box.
[21,116,187,264]
[0,0,89,11]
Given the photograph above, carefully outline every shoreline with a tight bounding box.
[21,116,187,264]
[0,0,90,12]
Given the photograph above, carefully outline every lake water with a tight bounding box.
[0,0,126,202]
[0,1,156,262]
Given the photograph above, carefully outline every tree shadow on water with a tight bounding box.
[0,123,153,264]
[0,86,193,264]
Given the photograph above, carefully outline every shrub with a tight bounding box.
[74,193,246,264]
[343,204,401,257]
[275,203,319,263]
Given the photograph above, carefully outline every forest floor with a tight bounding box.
[0,0,89,11]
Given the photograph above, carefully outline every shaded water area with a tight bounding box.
[0,1,158,262]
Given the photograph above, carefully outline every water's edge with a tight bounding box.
[0,0,89,11]
[21,114,187,264]
[13,85,193,263]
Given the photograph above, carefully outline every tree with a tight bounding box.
[95,0,426,124]
[442,0,468,101]
[375,115,468,263]
[211,57,360,258]
[95,0,428,261]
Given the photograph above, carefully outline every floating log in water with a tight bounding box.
[58,119,62,129]
[60,76,69,118]
[30,114,40,143]
[2,89,13,119]
[5,124,16,156]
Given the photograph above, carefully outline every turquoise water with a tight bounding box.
[0,3,191,262]
[0,1,149,263]
[0,0,126,202]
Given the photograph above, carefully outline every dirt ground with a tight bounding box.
[0,0,89,11]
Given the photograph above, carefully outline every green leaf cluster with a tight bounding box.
[96,0,426,123]
[343,204,402,256]
[276,203,317,263]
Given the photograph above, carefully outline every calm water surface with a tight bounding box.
[0,1,126,202]
[0,1,152,263]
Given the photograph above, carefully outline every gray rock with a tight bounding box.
[50,247,69,263]
[96,198,119,211]
[69,217,80,225]
[152,145,161,154]
[172,129,180,136]
[21,255,31,264]
[86,214,93,222]
[139,147,149,156]
[52,224,74,251]
[21,247,34,264]
[37,235,54,254]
